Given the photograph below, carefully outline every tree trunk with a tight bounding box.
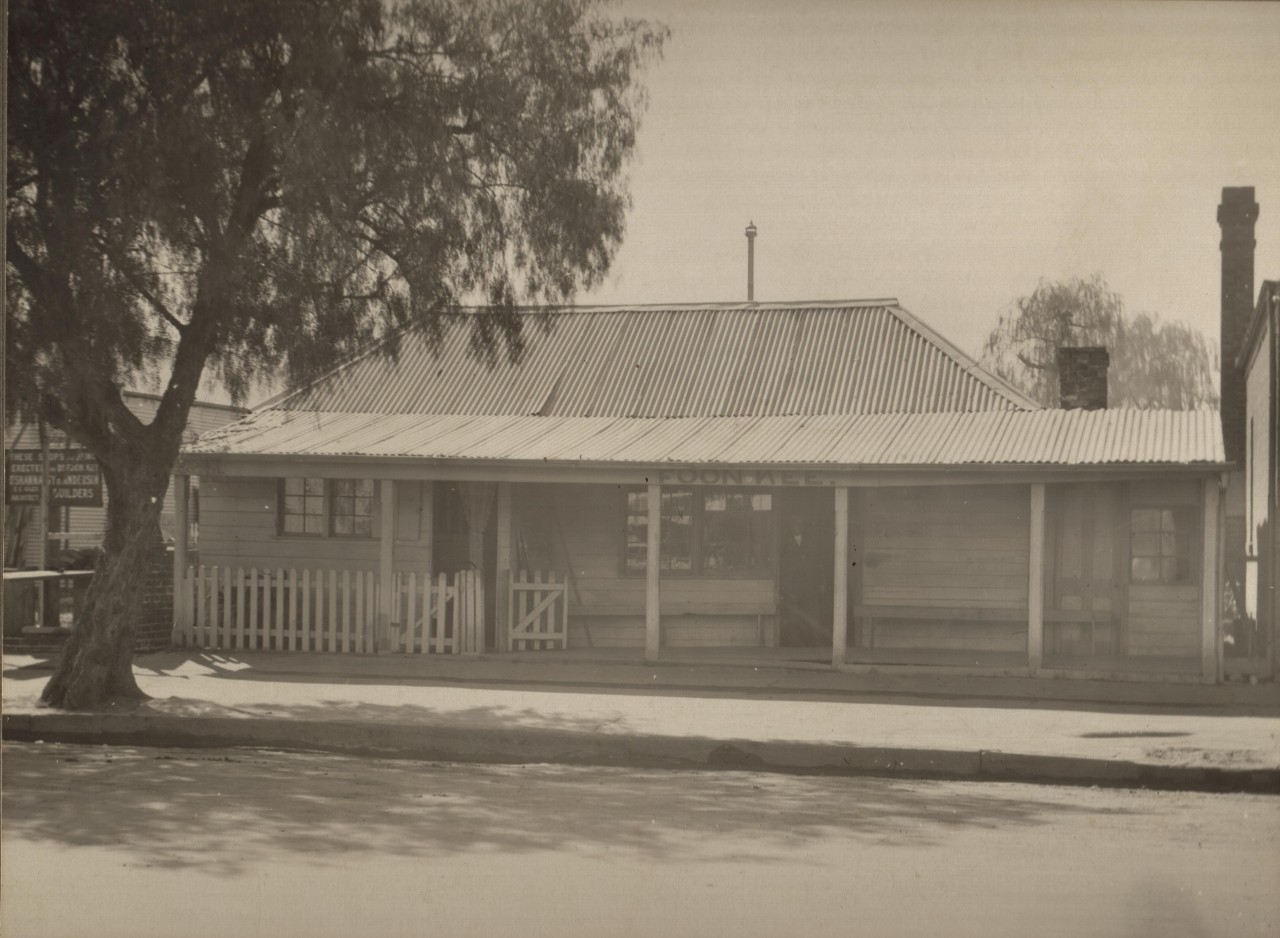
[41,456,171,710]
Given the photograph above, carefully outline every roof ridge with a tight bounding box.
[258,300,1042,418]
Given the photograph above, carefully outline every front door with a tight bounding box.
[778,489,834,647]
[1048,483,1122,657]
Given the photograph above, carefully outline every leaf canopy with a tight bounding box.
[7,0,668,451]
[979,274,1218,410]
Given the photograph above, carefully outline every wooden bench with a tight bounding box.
[853,604,1026,648]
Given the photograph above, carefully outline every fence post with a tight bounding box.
[378,480,395,654]
[172,475,189,645]
[496,482,512,653]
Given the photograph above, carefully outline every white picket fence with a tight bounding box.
[174,565,483,655]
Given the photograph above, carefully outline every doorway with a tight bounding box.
[777,489,834,647]
[1048,483,1122,658]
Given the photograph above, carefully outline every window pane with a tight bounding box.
[356,480,374,497]
[284,495,303,514]
[284,514,304,533]
[663,520,694,571]
[333,515,353,535]
[352,516,372,537]
[332,479,352,497]
[751,494,772,511]
[354,497,372,517]
[304,515,324,535]
[1160,557,1180,582]
[305,478,324,496]
[625,490,649,572]
[1131,557,1160,581]
[1131,509,1160,532]
[1132,533,1160,557]
[1160,532,1178,557]
[285,477,304,495]
[700,488,772,574]
[665,491,693,524]
[661,490,695,571]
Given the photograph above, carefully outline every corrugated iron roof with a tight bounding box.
[189,408,1225,468]
[275,301,1039,416]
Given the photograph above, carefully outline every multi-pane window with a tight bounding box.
[279,478,374,537]
[625,488,772,575]
[702,491,773,572]
[330,479,374,536]
[281,478,325,535]
[1129,508,1193,583]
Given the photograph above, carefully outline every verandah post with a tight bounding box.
[1028,483,1046,672]
[645,482,661,661]
[377,480,396,654]
[1201,476,1222,682]
[495,482,512,653]
[832,486,849,667]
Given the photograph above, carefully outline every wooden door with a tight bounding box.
[777,489,834,647]
[1048,483,1123,657]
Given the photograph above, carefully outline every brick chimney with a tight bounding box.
[1057,347,1110,410]
[1218,186,1258,465]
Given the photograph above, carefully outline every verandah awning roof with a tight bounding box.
[187,408,1225,469]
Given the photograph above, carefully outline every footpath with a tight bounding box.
[4,650,1279,792]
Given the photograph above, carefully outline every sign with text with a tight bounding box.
[5,446,104,506]
[655,467,834,487]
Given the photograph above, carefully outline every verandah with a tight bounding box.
[171,471,1224,680]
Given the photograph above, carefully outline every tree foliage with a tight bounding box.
[979,274,1218,409]
[6,0,667,708]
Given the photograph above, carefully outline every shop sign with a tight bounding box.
[4,446,104,506]
[655,467,833,487]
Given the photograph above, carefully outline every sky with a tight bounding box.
[581,0,1280,360]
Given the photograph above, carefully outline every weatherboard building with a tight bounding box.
[180,295,1228,682]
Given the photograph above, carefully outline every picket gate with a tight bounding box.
[387,569,484,655]
[508,570,568,651]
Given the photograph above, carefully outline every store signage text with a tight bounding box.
[5,447,104,506]
[655,467,832,487]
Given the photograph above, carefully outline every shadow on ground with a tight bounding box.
[3,741,1141,879]
[23,650,1261,717]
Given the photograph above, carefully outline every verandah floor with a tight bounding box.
[502,644,1204,677]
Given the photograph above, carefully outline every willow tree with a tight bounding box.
[980,274,1218,409]
[6,0,666,708]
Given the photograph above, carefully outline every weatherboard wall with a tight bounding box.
[858,484,1030,652]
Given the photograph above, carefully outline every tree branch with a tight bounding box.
[1016,352,1053,371]
[94,235,188,334]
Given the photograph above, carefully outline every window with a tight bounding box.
[281,478,325,535]
[624,488,773,575]
[330,479,374,536]
[1129,508,1193,583]
[279,478,374,537]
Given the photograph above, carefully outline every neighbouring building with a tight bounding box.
[183,293,1229,682]
[1238,279,1278,677]
[4,391,246,569]
[4,392,246,652]
[1218,186,1278,680]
